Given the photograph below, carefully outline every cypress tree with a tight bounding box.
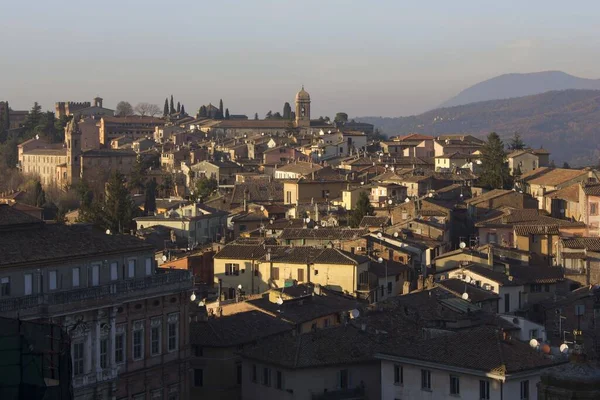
[225,108,230,119]
[163,98,169,116]
[283,102,292,119]
[181,104,186,115]
[177,102,181,113]
[479,132,512,190]
[170,95,175,114]
[254,113,259,120]
[219,99,224,116]
[198,106,207,118]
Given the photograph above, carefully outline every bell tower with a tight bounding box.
[295,86,311,128]
[65,118,82,186]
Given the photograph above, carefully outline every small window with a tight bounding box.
[272,267,280,280]
[421,369,431,391]
[339,369,349,389]
[450,375,460,395]
[479,380,490,400]
[1,277,10,296]
[252,364,257,383]
[520,380,529,399]
[128,260,136,278]
[394,365,403,385]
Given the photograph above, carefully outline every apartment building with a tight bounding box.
[0,205,192,400]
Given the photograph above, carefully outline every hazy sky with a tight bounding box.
[2,0,600,118]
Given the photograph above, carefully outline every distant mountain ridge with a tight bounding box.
[440,71,600,108]
[357,89,600,166]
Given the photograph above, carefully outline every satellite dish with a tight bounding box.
[459,242,466,249]
[464,276,472,283]
[350,309,360,319]
[237,284,242,290]
[428,192,434,198]
[560,343,569,354]
[105,229,111,235]
[190,292,197,302]
[276,297,284,305]
[529,339,539,349]
[261,206,265,211]
[35,134,40,140]
[404,198,410,203]
[198,300,205,307]
[314,225,319,230]
[321,221,326,227]
[162,255,167,262]
[393,232,399,238]
[377,257,383,263]
[461,292,469,300]
[377,232,383,239]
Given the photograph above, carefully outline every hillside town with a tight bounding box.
[2,87,600,400]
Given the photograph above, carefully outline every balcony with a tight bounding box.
[72,367,118,389]
[0,269,192,319]
[311,387,366,400]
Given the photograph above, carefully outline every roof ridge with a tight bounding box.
[334,248,360,264]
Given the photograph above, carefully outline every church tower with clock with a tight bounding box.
[295,86,311,128]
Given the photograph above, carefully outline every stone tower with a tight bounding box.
[295,86,311,128]
[93,96,103,108]
[65,118,82,186]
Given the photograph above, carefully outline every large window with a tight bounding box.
[151,319,162,356]
[133,322,144,360]
[128,259,136,278]
[276,370,283,390]
[91,264,100,286]
[479,380,490,400]
[49,271,57,290]
[450,375,460,395]
[145,258,153,276]
[272,267,280,280]
[24,273,33,295]
[110,262,118,281]
[194,369,203,387]
[73,267,80,287]
[339,369,349,389]
[0,277,10,296]
[100,338,108,369]
[394,365,403,385]
[263,367,271,387]
[421,369,431,391]
[73,341,84,376]
[590,202,598,216]
[115,333,125,363]
[168,314,179,352]
[520,380,529,400]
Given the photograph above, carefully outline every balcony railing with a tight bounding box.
[0,269,192,318]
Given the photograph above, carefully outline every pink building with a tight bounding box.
[263,146,307,164]
[385,133,434,158]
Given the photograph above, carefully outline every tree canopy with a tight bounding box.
[115,101,134,117]
[508,132,525,151]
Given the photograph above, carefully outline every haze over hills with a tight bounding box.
[357,89,600,166]
[439,71,600,108]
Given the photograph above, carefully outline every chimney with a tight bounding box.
[417,275,424,291]
[488,244,494,266]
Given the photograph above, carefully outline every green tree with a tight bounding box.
[563,162,571,169]
[198,105,207,118]
[283,102,292,119]
[225,108,230,119]
[163,98,169,116]
[129,157,146,194]
[54,115,71,140]
[24,102,43,131]
[479,132,512,190]
[181,104,186,115]
[334,112,348,125]
[144,178,157,215]
[192,177,218,202]
[115,101,134,117]
[219,99,224,117]
[273,112,282,119]
[170,95,175,114]
[0,136,18,169]
[33,181,46,207]
[265,110,273,119]
[254,113,259,120]
[349,192,374,228]
[508,132,525,150]
[177,102,181,113]
[103,171,136,233]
